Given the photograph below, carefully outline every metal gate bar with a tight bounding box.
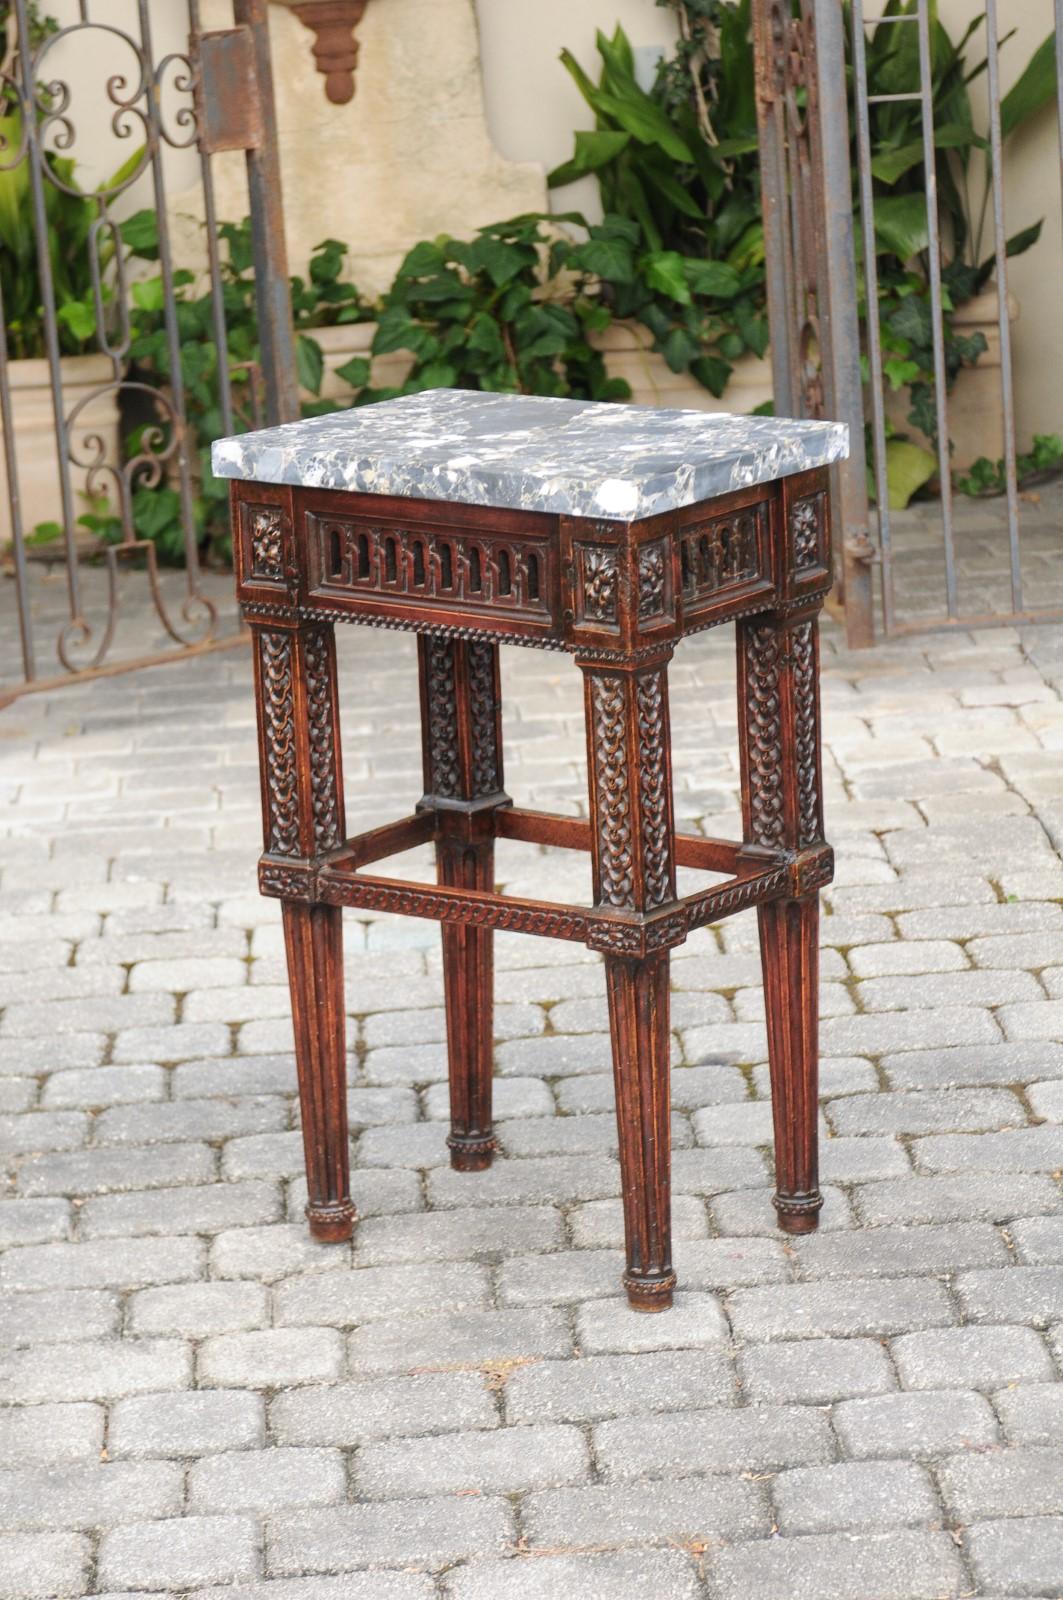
[759,0,1063,643]
[1,0,297,698]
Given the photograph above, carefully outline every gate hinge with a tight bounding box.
[844,533,880,567]
[192,27,264,154]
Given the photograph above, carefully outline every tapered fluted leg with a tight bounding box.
[759,895,821,1232]
[439,834,497,1170]
[581,650,679,1310]
[282,901,355,1240]
[418,634,507,1174]
[737,608,827,1234]
[605,951,676,1309]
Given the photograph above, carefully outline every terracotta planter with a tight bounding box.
[305,323,413,403]
[1,354,122,548]
[589,319,774,414]
[884,287,1019,472]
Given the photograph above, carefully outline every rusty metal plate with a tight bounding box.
[194,27,263,153]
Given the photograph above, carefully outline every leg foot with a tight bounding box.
[625,1269,677,1312]
[606,952,675,1312]
[775,1193,823,1235]
[758,896,821,1238]
[447,1131,498,1172]
[307,1198,357,1242]
[282,902,355,1242]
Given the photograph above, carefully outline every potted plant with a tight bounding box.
[548,11,770,415]
[0,5,146,551]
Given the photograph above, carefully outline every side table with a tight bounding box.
[214,390,847,1311]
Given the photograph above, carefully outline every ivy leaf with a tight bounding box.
[295,334,324,396]
[467,314,505,359]
[690,355,733,398]
[468,236,535,288]
[684,258,741,299]
[56,298,96,342]
[120,208,159,258]
[643,251,692,305]
[570,236,636,284]
[334,356,370,389]
[885,438,937,509]
[873,194,930,262]
[396,239,448,278]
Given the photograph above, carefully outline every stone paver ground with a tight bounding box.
[2,500,1063,1599]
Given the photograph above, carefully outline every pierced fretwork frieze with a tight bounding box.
[680,507,763,609]
[259,630,301,857]
[311,514,550,620]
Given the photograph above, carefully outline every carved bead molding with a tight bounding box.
[303,628,343,852]
[281,0,369,105]
[744,622,786,851]
[791,620,821,847]
[589,674,635,908]
[635,670,673,908]
[423,635,461,800]
[467,641,503,798]
[259,631,301,857]
[791,494,822,570]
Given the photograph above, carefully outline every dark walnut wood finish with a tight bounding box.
[235,466,834,1310]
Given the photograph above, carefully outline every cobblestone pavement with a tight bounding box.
[2,542,1063,1599]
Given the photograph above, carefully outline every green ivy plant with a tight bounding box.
[357,213,629,403]
[29,217,371,564]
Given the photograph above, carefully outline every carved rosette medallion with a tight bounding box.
[589,674,634,908]
[744,623,786,851]
[423,636,461,799]
[249,507,287,583]
[467,641,503,798]
[791,620,820,846]
[637,542,667,621]
[303,628,342,852]
[580,547,619,627]
[259,631,301,856]
[791,495,821,570]
[635,670,672,908]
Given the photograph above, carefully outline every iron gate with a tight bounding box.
[755,0,1063,647]
[0,0,297,697]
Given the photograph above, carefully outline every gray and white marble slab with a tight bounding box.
[212,387,848,521]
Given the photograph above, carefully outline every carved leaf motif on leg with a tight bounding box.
[792,620,821,847]
[424,635,461,799]
[745,622,786,850]
[791,495,821,570]
[260,631,301,857]
[636,670,672,908]
[582,547,619,625]
[590,673,635,908]
[304,629,342,853]
[249,507,286,582]
[637,543,667,620]
[467,641,503,798]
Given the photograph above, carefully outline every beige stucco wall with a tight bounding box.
[16,0,1061,442]
[475,0,1062,444]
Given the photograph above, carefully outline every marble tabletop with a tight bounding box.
[212,388,848,521]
